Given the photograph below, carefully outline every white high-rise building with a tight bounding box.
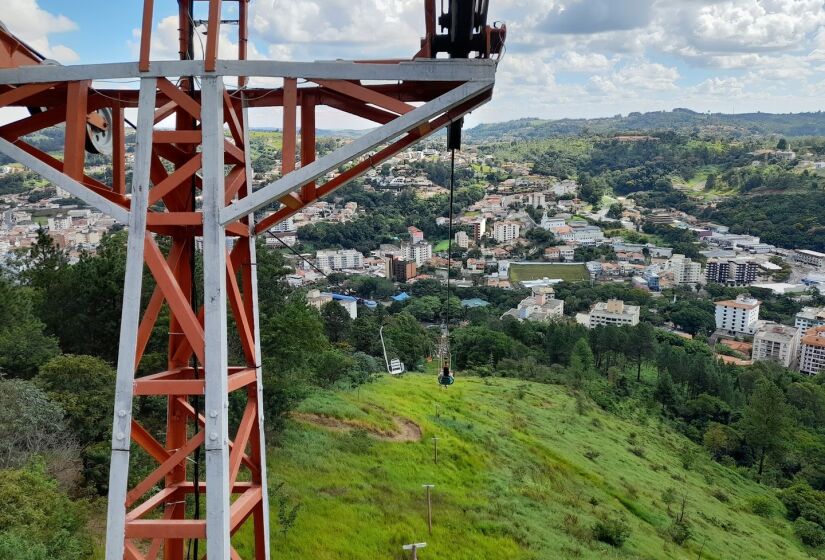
[800,326,825,375]
[753,322,800,369]
[667,254,702,285]
[455,231,470,249]
[493,221,521,243]
[715,295,761,334]
[315,249,365,271]
[402,241,433,266]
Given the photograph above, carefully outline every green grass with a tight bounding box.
[434,240,451,252]
[509,263,589,284]
[231,375,806,559]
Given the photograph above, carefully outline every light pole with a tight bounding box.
[432,437,439,464]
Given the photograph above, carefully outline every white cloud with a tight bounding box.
[250,0,421,59]
[2,0,79,63]
[589,62,680,95]
[686,0,825,52]
[555,51,616,72]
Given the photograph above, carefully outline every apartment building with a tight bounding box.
[408,226,425,244]
[401,241,433,266]
[454,231,470,249]
[706,257,759,285]
[493,221,521,243]
[315,249,365,271]
[714,294,761,334]
[800,326,825,375]
[752,322,800,369]
[794,249,825,269]
[796,307,825,332]
[386,255,417,282]
[667,254,702,284]
[586,299,640,328]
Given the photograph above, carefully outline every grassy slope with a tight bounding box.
[234,374,810,560]
[509,263,590,284]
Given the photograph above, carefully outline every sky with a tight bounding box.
[4,0,825,128]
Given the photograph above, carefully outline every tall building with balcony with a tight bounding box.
[667,254,702,285]
[800,326,825,375]
[401,241,433,266]
[715,294,760,334]
[706,258,759,285]
[752,322,800,369]
[493,221,521,243]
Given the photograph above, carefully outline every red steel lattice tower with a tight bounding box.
[0,1,503,558]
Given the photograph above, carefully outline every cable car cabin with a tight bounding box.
[389,358,406,376]
[438,352,454,386]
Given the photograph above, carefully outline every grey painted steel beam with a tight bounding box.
[0,137,130,224]
[221,80,494,225]
[242,95,272,559]
[0,59,496,85]
[104,77,156,560]
[200,75,232,560]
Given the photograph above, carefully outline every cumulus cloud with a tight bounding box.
[1,0,79,63]
[543,0,655,34]
[250,0,422,59]
[555,51,617,72]
[588,62,680,96]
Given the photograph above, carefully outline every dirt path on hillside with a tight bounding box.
[292,412,422,442]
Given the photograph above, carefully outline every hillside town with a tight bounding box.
[2,135,825,380]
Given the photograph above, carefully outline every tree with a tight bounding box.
[405,296,443,322]
[452,326,524,369]
[383,312,432,369]
[740,377,792,481]
[9,228,68,289]
[0,378,77,471]
[654,370,678,409]
[568,337,595,385]
[777,138,789,150]
[0,462,93,559]
[27,232,131,363]
[606,203,623,220]
[0,275,60,378]
[261,296,330,374]
[321,302,352,344]
[704,173,717,191]
[629,322,656,381]
[36,355,116,446]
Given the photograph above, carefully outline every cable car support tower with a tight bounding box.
[0,1,504,558]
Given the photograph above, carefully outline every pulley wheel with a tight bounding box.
[85,108,113,155]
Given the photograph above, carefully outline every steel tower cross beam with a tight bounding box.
[0,1,502,558]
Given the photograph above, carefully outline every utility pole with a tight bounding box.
[423,484,435,534]
[432,437,439,464]
[403,542,427,559]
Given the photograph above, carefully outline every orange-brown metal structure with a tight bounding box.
[0,1,502,558]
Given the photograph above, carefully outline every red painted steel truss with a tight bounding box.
[0,1,500,558]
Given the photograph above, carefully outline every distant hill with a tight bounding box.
[466,109,825,141]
